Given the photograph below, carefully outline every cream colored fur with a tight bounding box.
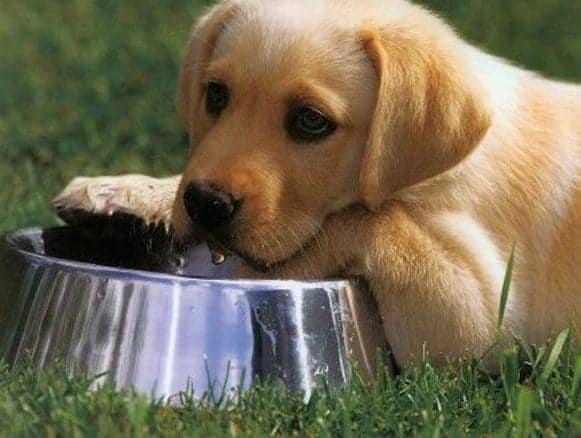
[54,0,580,367]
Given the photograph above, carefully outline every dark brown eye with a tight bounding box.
[286,106,336,143]
[206,82,229,115]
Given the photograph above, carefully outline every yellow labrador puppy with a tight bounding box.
[54,0,580,367]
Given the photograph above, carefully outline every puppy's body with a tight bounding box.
[395,55,581,349]
[55,0,580,366]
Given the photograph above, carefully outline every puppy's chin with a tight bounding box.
[230,219,322,271]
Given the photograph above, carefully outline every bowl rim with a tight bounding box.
[3,226,351,289]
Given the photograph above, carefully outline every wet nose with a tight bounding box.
[183,182,238,230]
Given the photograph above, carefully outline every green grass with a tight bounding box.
[1,0,580,435]
[1,337,579,436]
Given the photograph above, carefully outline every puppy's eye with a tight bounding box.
[206,81,229,115]
[286,106,337,143]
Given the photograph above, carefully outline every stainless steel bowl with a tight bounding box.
[0,226,390,401]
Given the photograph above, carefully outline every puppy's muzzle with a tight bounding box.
[183,182,239,231]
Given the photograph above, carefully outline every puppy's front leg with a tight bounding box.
[364,207,503,368]
[240,204,502,368]
[53,174,181,230]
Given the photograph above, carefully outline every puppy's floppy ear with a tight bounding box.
[178,1,238,135]
[359,27,491,209]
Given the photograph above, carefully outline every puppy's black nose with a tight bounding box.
[183,182,238,229]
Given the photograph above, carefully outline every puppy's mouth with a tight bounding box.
[173,210,325,273]
[175,226,235,265]
[189,225,321,274]
[172,225,252,268]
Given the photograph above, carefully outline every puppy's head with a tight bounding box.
[172,0,491,267]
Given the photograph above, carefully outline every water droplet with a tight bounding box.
[211,250,226,265]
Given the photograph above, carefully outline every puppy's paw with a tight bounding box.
[53,175,177,233]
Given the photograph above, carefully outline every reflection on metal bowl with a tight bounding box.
[0,226,391,401]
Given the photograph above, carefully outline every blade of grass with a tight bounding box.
[500,348,520,411]
[539,329,570,385]
[514,387,534,438]
[497,244,516,331]
[571,354,581,402]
